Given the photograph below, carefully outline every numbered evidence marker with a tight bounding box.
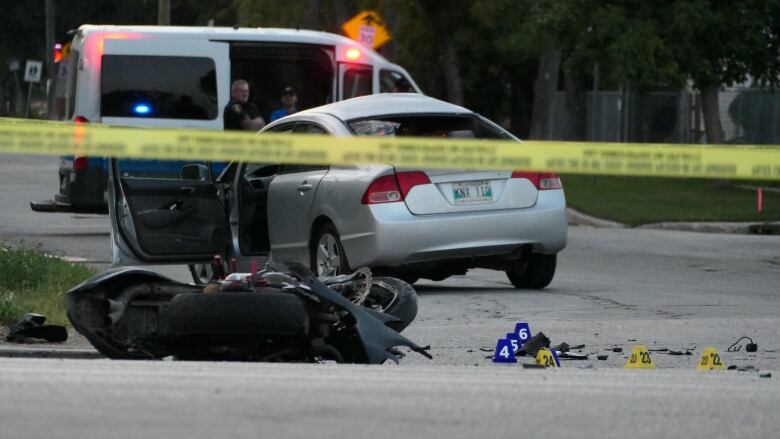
[513,322,532,346]
[535,348,560,367]
[697,347,726,371]
[506,333,521,353]
[624,345,656,369]
[493,338,517,363]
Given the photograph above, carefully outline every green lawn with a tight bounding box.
[0,247,95,327]
[561,175,780,226]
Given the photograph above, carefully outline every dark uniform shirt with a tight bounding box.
[223,99,261,130]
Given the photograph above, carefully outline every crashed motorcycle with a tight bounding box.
[66,263,430,364]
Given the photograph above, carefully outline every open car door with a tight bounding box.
[110,159,228,265]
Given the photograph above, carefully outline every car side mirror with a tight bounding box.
[180,163,209,180]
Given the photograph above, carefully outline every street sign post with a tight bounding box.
[23,60,43,117]
[342,10,391,50]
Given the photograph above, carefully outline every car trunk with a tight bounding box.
[401,169,538,215]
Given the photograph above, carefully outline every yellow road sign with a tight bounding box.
[342,10,391,49]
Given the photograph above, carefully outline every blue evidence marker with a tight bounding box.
[493,338,517,363]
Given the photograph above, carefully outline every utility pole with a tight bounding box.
[45,0,55,118]
[158,0,171,25]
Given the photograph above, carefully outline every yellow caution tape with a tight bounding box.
[1,118,779,180]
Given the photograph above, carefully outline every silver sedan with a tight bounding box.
[258,94,567,287]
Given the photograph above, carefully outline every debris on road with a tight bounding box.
[516,331,550,357]
[596,354,609,361]
[760,372,772,378]
[612,347,623,353]
[5,313,67,343]
[727,336,758,352]
[559,351,589,360]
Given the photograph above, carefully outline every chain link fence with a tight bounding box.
[551,88,780,145]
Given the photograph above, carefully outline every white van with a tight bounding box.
[49,25,420,211]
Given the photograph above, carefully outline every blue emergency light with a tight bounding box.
[133,103,151,115]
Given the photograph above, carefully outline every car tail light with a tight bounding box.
[361,171,432,204]
[72,116,90,171]
[396,171,431,198]
[511,171,562,190]
[73,156,89,171]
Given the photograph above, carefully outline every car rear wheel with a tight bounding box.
[310,223,347,276]
[506,253,557,289]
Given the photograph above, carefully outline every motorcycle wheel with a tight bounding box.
[366,277,418,332]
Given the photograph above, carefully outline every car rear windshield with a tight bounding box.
[347,115,513,139]
[101,55,217,120]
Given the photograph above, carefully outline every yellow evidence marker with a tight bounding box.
[697,347,726,370]
[625,345,656,369]
[535,348,558,368]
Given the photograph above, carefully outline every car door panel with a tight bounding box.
[111,160,228,263]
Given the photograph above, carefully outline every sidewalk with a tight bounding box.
[567,208,780,235]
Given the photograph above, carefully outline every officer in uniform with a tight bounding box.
[223,79,266,131]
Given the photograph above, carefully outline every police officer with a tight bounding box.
[223,79,266,131]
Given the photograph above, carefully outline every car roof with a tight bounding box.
[298,93,474,122]
[76,25,390,64]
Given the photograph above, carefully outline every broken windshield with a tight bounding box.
[347,115,514,139]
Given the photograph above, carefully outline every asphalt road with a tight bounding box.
[1,154,779,437]
[1,359,777,439]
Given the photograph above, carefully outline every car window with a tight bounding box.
[379,70,416,93]
[343,67,372,99]
[293,123,328,134]
[265,123,296,133]
[348,115,513,139]
[101,55,218,120]
[117,159,212,180]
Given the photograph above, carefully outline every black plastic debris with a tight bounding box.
[728,365,759,372]
[553,342,570,353]
[559,351,588,360]
[522,363,546,369]
[760,372,772,378]
[596,354,608,360]
[516,331,550,357]
[568,344,586,350]
[649,348,669,352]
[6,313,68,343]
[612,347,623,353]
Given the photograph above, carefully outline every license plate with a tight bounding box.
[452,181,493,204]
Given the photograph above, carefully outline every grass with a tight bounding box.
[561,175,780,226]
[0,246,95,327]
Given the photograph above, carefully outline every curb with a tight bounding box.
[0,346,104,359]
[566,208,625,228]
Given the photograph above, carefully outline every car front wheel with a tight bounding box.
[506,253,557,289]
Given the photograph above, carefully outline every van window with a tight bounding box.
[379,70,416,93]
[343,67,372,99]
[231,45,335,120]
[101,55,218,120]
